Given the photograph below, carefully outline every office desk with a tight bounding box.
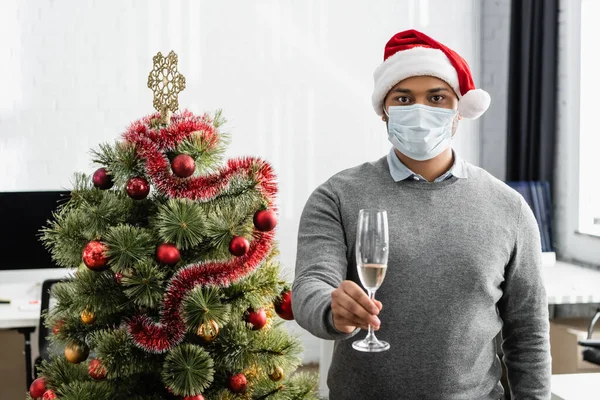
[544,261,600,305]
[0,268,72,327]
[0,282,46,329]
[0,268,72,388]
[551,373,600,399]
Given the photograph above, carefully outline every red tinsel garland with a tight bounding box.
[122,110,278,352]
[123,110,277,202]
[128,230,274,352]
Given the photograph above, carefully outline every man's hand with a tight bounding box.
[331,280,383,333]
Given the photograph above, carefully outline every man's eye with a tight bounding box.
[431,95,444,102]
[397,96,410,103]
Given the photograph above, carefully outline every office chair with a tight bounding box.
[577,307,600,366]
[33,278,67,379]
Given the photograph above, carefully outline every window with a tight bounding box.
[577,0,600,237]
[557,0,600,265]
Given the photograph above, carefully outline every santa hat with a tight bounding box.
[372,29,490,119]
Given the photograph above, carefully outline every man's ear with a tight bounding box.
[382,115,387,122]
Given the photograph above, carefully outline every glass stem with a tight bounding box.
[366,290,377,342]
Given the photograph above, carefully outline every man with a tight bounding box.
[292,30,551,399]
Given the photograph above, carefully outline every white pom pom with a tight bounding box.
[458,89,491,119]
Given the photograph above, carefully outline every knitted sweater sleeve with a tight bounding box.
[498,198,551,399]
[292,181,359,341]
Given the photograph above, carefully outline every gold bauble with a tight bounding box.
[197,320,219,342]
[269,366,284,382]
[64,342,90,364]
[81,308,96,325]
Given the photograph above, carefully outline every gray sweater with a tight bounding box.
[292,156,551,400]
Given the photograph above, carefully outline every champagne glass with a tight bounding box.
[352,209,390,352]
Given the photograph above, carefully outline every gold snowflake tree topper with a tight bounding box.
[147,50,186,124]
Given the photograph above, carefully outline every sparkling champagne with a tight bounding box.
[358,263,387,291]
[353,209,390,352]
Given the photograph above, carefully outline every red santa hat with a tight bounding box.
[372,29,490,119]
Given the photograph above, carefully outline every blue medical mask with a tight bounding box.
[385,104,458,161]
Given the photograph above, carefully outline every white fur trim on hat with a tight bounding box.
[372,47,460,116]
[458,89,491,119]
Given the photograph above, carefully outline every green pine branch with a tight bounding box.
[154,199,206,250]
[56,381,113,400]
[90,329,162,379]
[46,280,77,316]
[90,141,145,186]
[40,177,143,268]
[223,256,283,312]
[69,269,130,318]
[71,187,136,239]
[255,372,320,400]
[154,186,265,262]
[212,109,227,129]
[163,109,231,176]
[206,372,319,400]
[37,356,90,390]
[66,172,136,223]
[247,326,303,374]
[46,312,92,347]
[189,202,255,262]
[182,286,231,332]
[214,319,303,375]
[44,275,127,346]
[210,176,264,205]
[104,225,155,272]
[162,344,215,396]
[121,261,166,309]
[174,136,228,177]
[40,208,94,268]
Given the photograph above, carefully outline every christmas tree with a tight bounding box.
[27,51,317,400]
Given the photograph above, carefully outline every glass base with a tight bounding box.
[352,337,390,353]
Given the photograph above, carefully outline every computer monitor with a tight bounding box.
[0,191,71,270]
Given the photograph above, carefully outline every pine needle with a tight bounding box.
[162,344,215,396]
[183,286,231,331]
[104,225,155,272]
[154,199,206,250]
[121,262,166,309]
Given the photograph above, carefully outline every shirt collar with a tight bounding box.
[386,148,468,183]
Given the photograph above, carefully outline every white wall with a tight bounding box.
[480,0,511,180]
[0,0,483,366]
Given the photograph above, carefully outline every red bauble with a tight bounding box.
[126,177,150,200]
[229,236,249,257]
[274,290,294,320]
[253,209,278,232]
[245,308,267,330]
[183,395,205,400]
[42,389,57,400]
[82,241,109,271]
[88,358,107,380]
[114,272,123,284]
[29,377,46,398]
[52,320,64,335]
[228,373,247,394]
[92,167,113,190]
[156,243,181,265]
[171,154,196,178]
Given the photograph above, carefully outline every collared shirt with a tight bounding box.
[386,147,468,182]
